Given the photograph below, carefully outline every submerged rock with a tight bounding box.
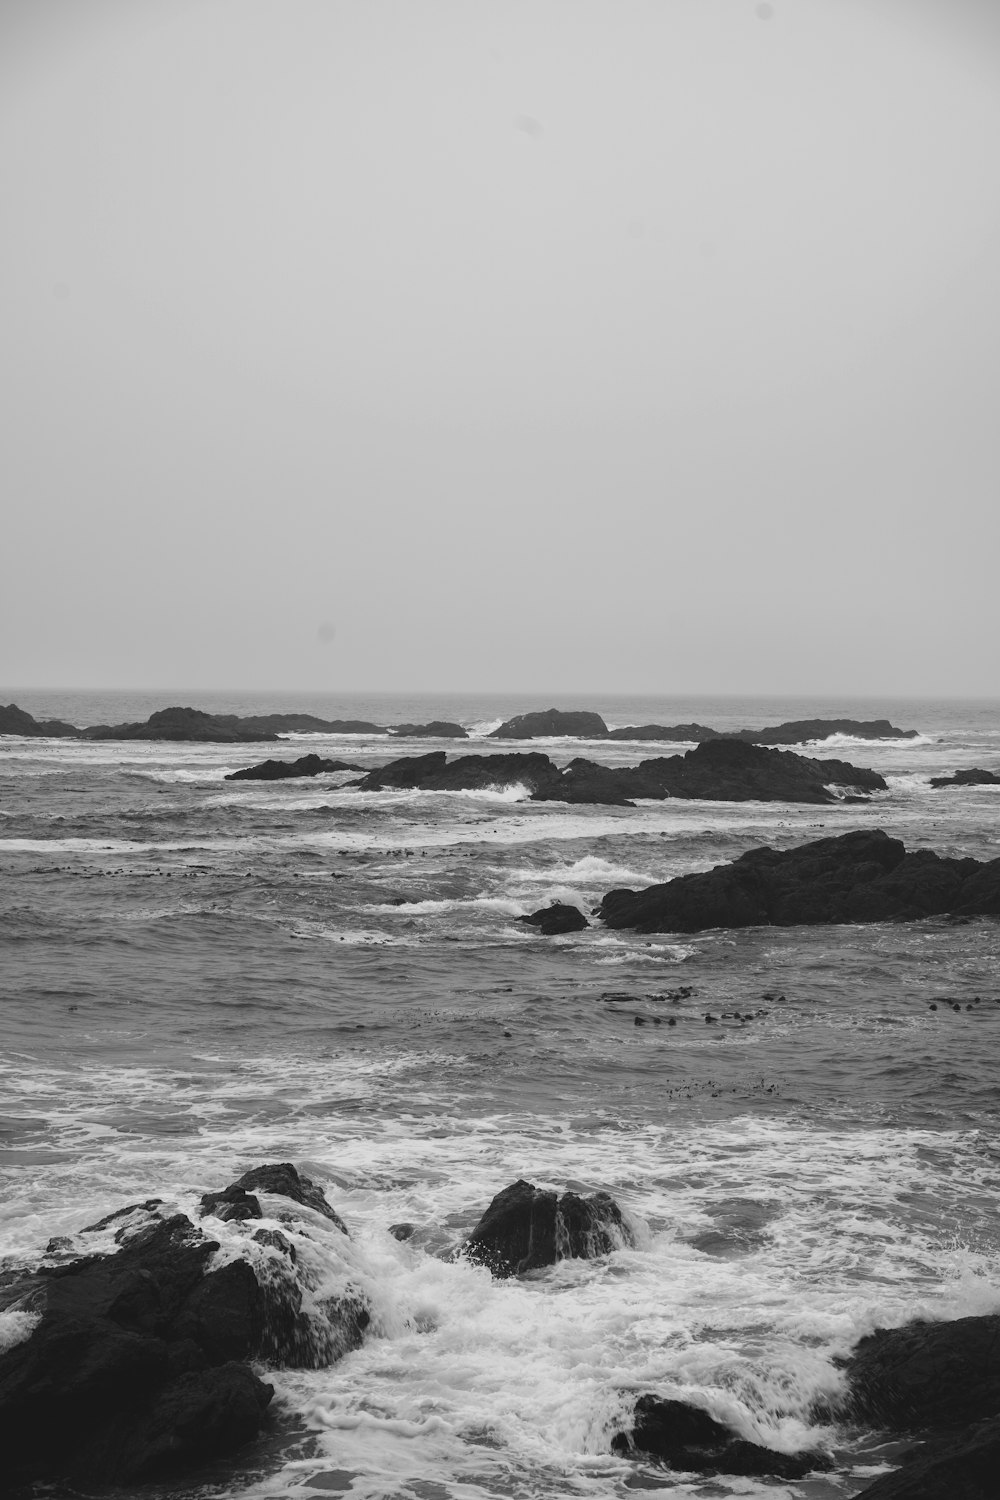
[489,708,609,739]
[518,903,589,935]
[463,1179,633,1277]
[225,754,362,781]
[598,828,1000,933]
[0,1164,366,1490]
[611,1396,832,1479]
[929,768,1000,789]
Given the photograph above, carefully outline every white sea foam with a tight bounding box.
[0,1311,40,1353]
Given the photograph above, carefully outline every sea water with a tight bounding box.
[2,691,999,1498]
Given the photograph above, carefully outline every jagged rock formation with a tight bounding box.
[0,1164,367,1491]
[353,741,885,807]
[598,829,1000,933]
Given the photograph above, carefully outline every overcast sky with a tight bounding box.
[2,0,999,696]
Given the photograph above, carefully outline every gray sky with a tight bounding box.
[2,0,999,696]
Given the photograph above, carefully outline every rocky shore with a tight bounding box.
[6,1162,994,1496]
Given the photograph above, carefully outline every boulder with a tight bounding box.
[225,754,361,781]
[463,1179,633,1277]
[0,1165,364,1490]
[518,903,589,935]
[611,1395,832,1479]
[489,709,609,739]
[598,829,1000,933]
[606,722,721,742]
[930,768,1000,789]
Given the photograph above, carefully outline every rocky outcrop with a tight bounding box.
[841,1314,1000,1431]
[354,741,885,807]
[518,903,589,935]
[838,1313,1000,1499]
[388,721,469,738]
[83,708,279,743]
[540,740,887,805]
[0,703,79,736]
[489,709,609,739]
[0,1164,367,1491]
[354,751,559,796]
[851,1417,1000,1499]
[598,829,1000,933]
[611,1396,832,1479]
[606,722,721,742]
[930,768,1000,789]
[225,754,362,781]
[463,1180,633,1278]
[740,718,919,745]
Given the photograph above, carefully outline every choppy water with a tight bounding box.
[2,690,1000,1498]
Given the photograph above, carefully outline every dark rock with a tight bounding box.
[388,721,469,738]
[930,768,1000,789]
[388,1223,416,1241]
[841,1313,1000,1431]
[199,1187,263,1223]
[738,718,919,745]
[518,903,589,935]
[225,754,362,781]
[850,1415,1000,1499]
[355,740,884,807]
[606,722,721,742]
[0,703,79,737]
[463,1179,633,1277]
[598,829,1000,933]
[356,751,560,797]
[611,1395,832,1479]
[489,708,609,739]
[82,708,279,744]
[0,1166,369,1491]
[231,1162,348,1232]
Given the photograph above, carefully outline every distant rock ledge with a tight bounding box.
[597,828,1000,932]
[488,707,920,744]
[929,767,1000,788]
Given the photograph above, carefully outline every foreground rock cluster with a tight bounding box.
[4,1164,997,1495]
[349,738,886,805]
[598,828,1000,932]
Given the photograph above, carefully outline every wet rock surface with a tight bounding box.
[518,903,589,935]
[463,1179,633,1278]
[598,829,1000,933]
[226,754,362,781]
[611,1395,832,1478]
[489,708,610,738]
[0,1164,365,1491]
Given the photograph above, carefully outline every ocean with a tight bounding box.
[2,689,999,1499]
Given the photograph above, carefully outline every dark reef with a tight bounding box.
[353,740,886,806]
[598,828,1000,933]
[463,1179,633,1278]
[226,754,362,781]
